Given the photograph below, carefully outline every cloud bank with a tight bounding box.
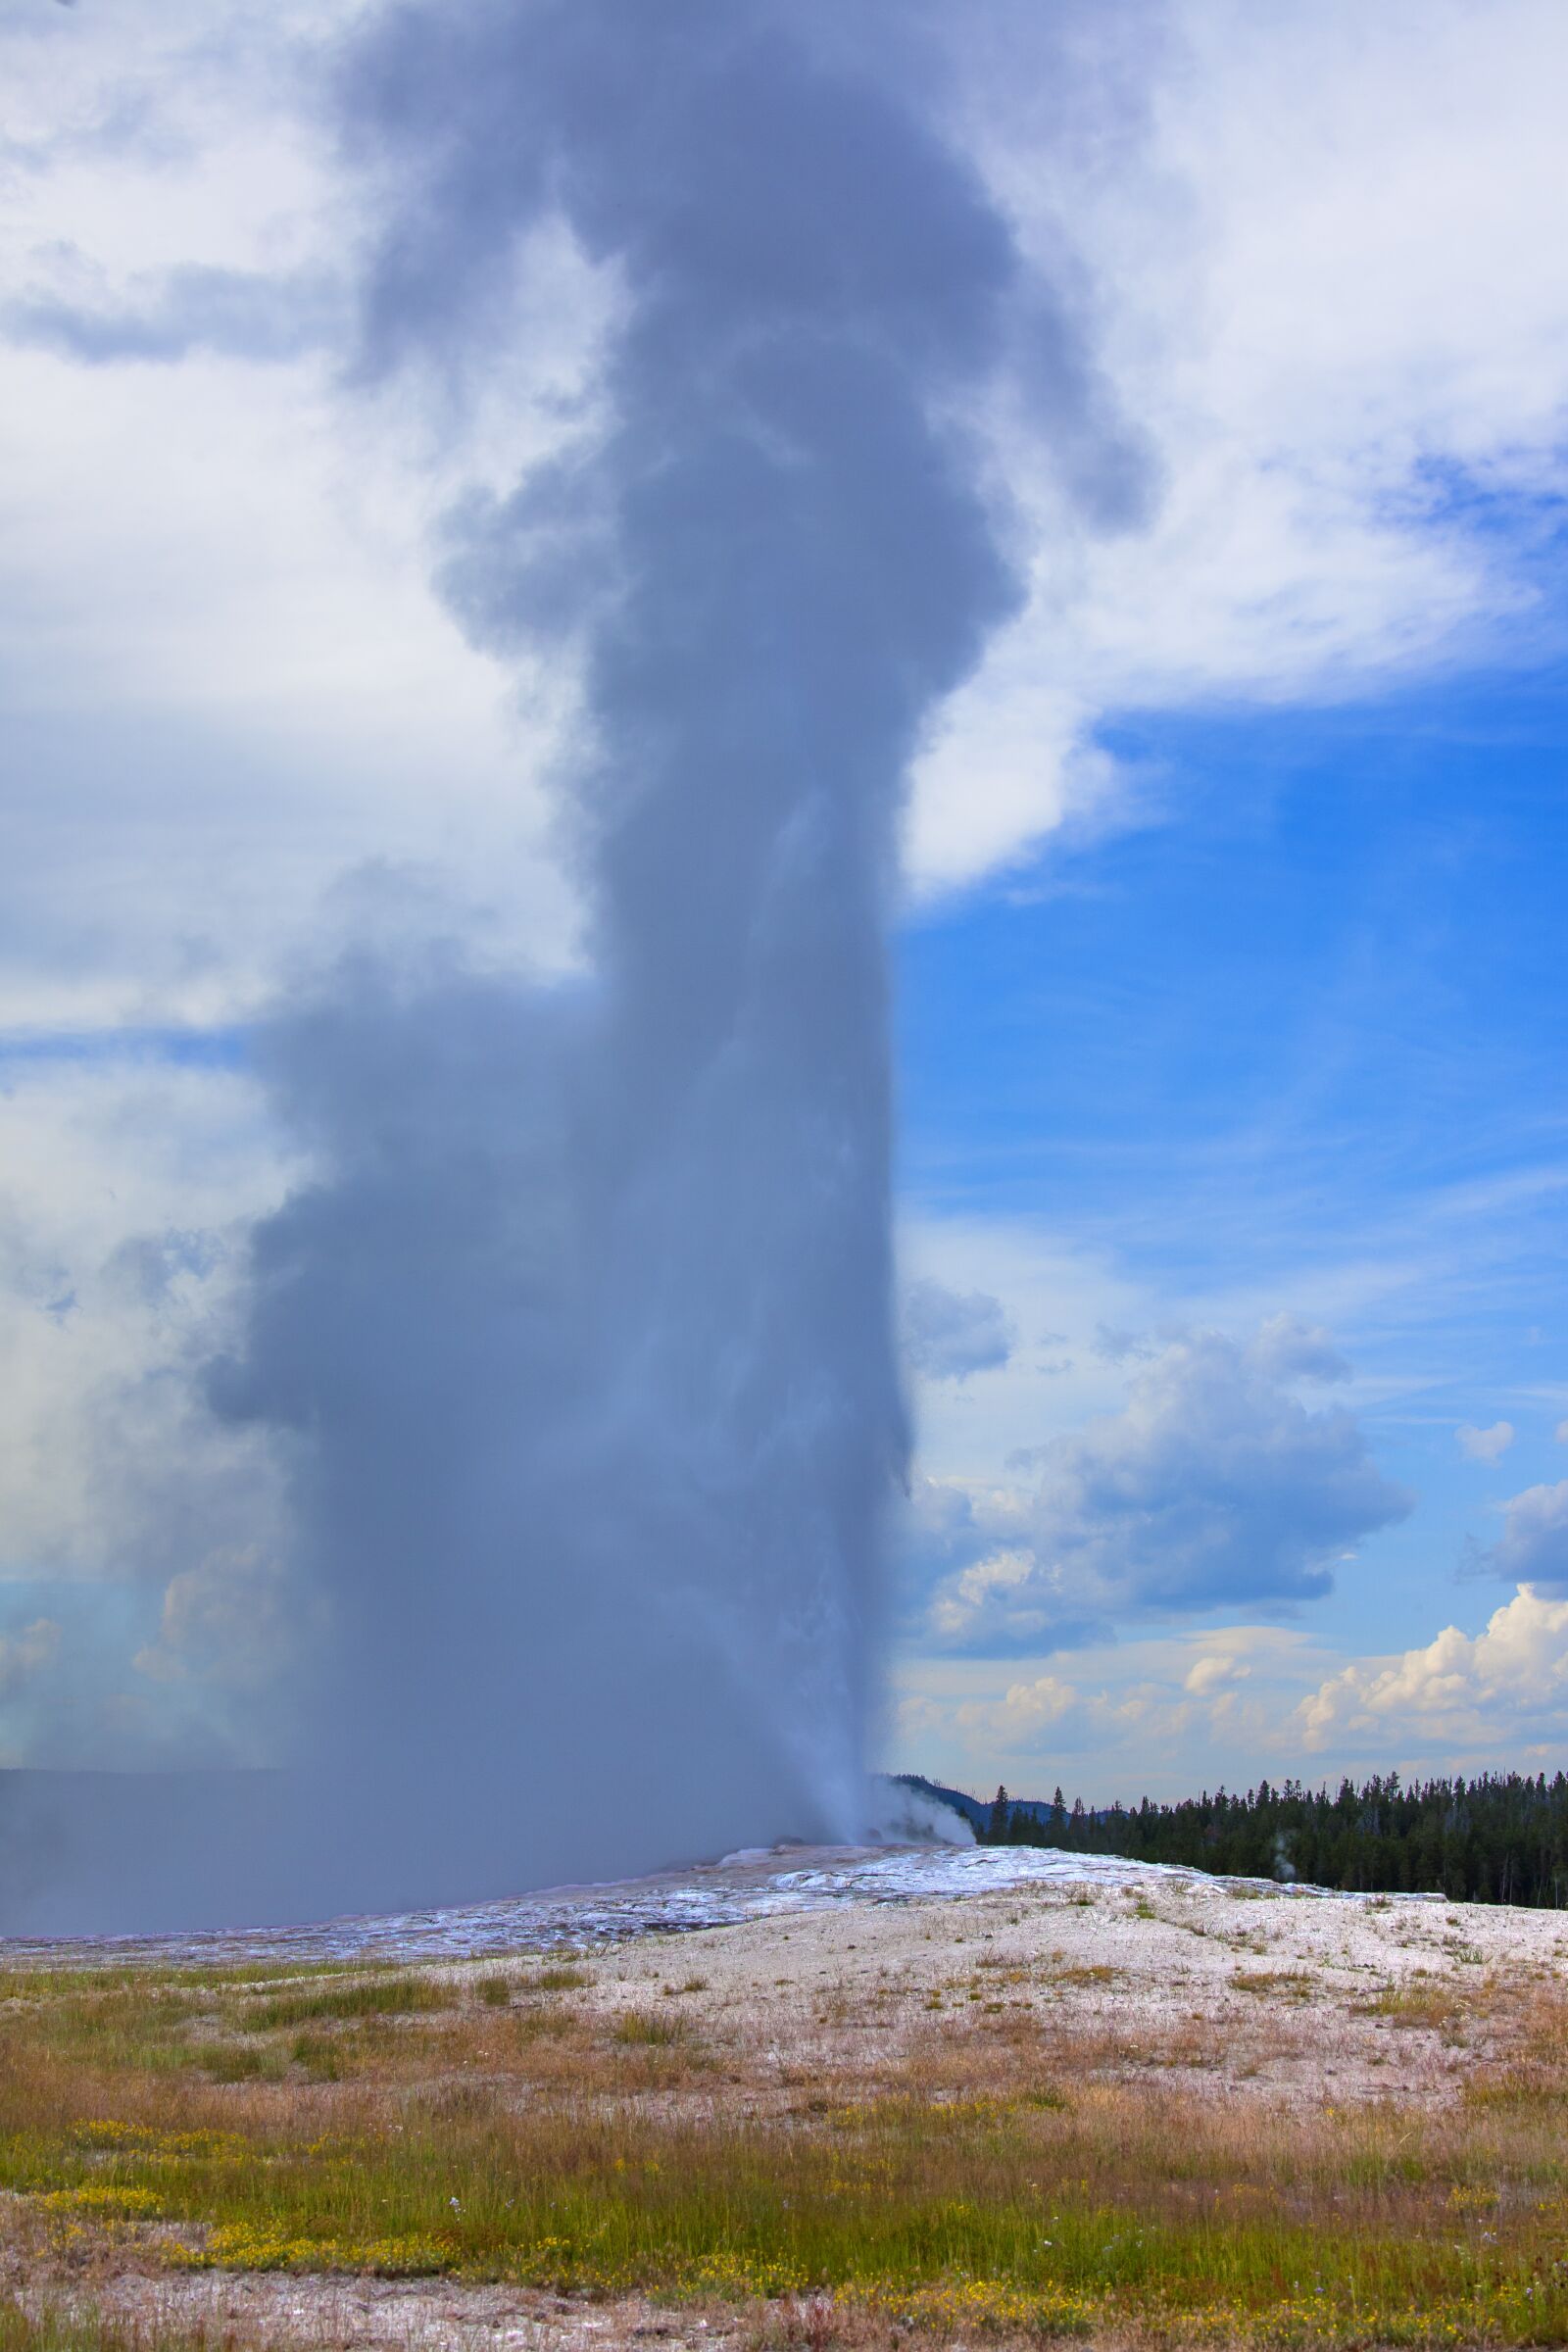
[910,1321,1409,1652]
[1298,1584,1568,1754]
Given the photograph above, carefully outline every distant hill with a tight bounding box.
[891,1773,1072,1835]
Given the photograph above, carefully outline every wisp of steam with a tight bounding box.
[1,0,1134,1933]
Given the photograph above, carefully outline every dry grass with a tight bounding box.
[1229,1970,1318,2002]
[0,2300,235,2352]
[4,1898,1568,2347]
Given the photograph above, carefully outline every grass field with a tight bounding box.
[4,1879,1568,2349]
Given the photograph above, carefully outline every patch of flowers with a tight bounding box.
[73,2121,248,2162]
[166,2223,451,2276]
[39,2186,162,2218]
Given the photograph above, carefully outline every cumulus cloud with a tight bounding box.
[922,1639,1272,1766]
[1488,1482,1568,1591]
[902,1277,1015,1383]
[888,1624,1335,1791]
[914,1319,1409,1651]
[1184,1650,1250,1697]
[1297,1585,1568,1751]
[1458,1420,1515,1462]
[0,1619,61,1699]
[974,1671,1085,1748]
[0,1,583,1040]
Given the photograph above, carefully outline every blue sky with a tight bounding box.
[2,0,1567,1802]
[904,677,1568,1387]
[892,667,1568,1792]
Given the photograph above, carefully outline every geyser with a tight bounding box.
[2,0,1131,1934]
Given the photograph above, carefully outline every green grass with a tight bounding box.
[516,1964,592,1993]
[8,2089,1568,2341]
[6,1945,1568,2342]
[0,2303,227,2352]
[612,2010,688,2046]
[242,1972,454,2029]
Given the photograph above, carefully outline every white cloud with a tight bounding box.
[1490,1483,1568,1592]
[929,1547,1040,1646]
[971,1672,1086,1750]
[902,1277,1015,1383]
[0,1055,286,1589]
[898,1601,1535,1792]
[0,1,592,1032]
[897,1216,1149,1480]
[0,1618,60,1699]
[893,1583,1568,1797]
[8,1,1566,979]
[1184,1650,1250,1697]
[1297,1585,1568,1752]
[1556,1419,1568,1445]
[887,1623,1323,1789]
[913,1320,1408,1651]
[1458,1420,1516,1462]
[906,0,1568,890]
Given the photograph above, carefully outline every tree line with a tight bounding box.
[962,1771,1568,1905]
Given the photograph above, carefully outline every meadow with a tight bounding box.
[4,1873,1568,2351]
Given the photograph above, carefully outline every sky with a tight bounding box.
[2,0,1566,1812]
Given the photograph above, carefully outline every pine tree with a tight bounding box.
[944,1768,1568,1904]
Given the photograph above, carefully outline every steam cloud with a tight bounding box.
[2,0,1133,1932]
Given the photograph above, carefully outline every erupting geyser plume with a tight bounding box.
[229,0,1020,1892]
[2,1,1134,1933]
